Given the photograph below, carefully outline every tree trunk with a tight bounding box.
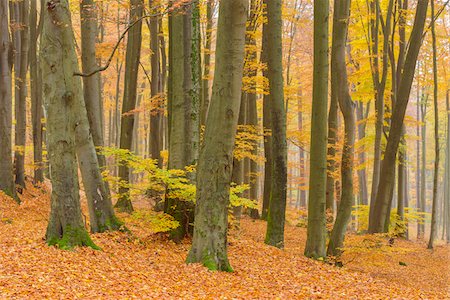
[369,0,429,233]
[304,0,329,260]
[148,0,162,168]
[41,0,97,249]
[30,0,44,184]
[12,0,29,191]
[200,0,213,126]
[186,0,248,272]
[261,17,272,221]
[116,0,143,213]
[356,102,368,205]
[445,89,450,243]
[326,79,338,213]
[327,0,355,257]
[419,92,428,238]
[428,0,439,249]
[264,0,287,248]
[0,0,15,199]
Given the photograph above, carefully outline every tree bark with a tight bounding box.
[305,0,329,259]
[115,0,143,213]
[200,0,213,126]
[0,0,15,199]
[428,0,439,249]
[41,0,97,249]
[264,0,287,248]
[30,0,45,184]
[369,0,429,233]
[327,0,355,257]
[186,0,248,271]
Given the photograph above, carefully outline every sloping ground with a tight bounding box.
[0,184,449,299]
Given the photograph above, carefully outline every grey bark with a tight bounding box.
[369,0,429,233]
[0,0,15,198]
[116,0,143,213]
[41,0,97,249]
[327,0,355,257]
[186,0,248,271]
[265,0,287,248]
[304,0,329,259]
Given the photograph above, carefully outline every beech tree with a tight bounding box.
[0,0,15,199]
[369,0,429,233]
[187,0,248,271]
[265,0,288,248]
[304,0,329,260]
[116,0,144,213]
[41,0,97,248]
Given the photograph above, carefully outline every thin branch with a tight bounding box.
[74,1,193,77]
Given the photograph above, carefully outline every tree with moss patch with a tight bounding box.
[40,0,98,249]
[187,0,248,271]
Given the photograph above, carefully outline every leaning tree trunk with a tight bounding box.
[265,0,287,249]
[116,0,143,213]
[30,0,44,184]
[186,0,248,272]
[0,0,16,199]
[327,0,355,257]
[304,0,329,260]
[428,0,439,249]
[41,0,97,249]
[369,0,429,233]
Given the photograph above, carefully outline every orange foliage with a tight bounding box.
[0,183,448,299]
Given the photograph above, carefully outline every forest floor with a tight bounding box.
[0,182,449,299]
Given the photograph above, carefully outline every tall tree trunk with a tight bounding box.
[264,0,287,248]
[304,0,329,259]
[261,16,272,221]
[298,93,307,207]
[419,92,428,238]
[115,0,143,213]
[428,0,439,249]
[41,0,97,249]
[356,102,369,205]
[416,86,421,237]
[30,0,44,184]
[326,80,338,213]
[148,0,162,168]
[0,0,15,198]
[12,0,29,191]
[80,0,109,177]
[369,0,429,233]
[186,0,248,271]
[445,89,450,243]
[200,0,213,126]
[327,0,355,257]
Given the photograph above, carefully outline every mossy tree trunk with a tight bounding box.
[165,1,201,242]
[41,0,97,249]
[265,0,287,249]
[369,0,429,233]
[304,0,329,260]
[0,0,16,199]
[116,0,143,213]
[327,0,355,257]
[186,0,248,272]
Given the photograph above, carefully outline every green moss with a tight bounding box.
[47,225,100,250]
[201,250,233,272]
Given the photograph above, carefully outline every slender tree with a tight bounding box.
[0,0,15,198]
[428,0,439,249]
[187,0,248,271]
[116,0,144,213]
[327,0,355,257]
[265,0,287,248]
[304,0,329,259]
[369,0,429,233]
[30,0,44,184]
